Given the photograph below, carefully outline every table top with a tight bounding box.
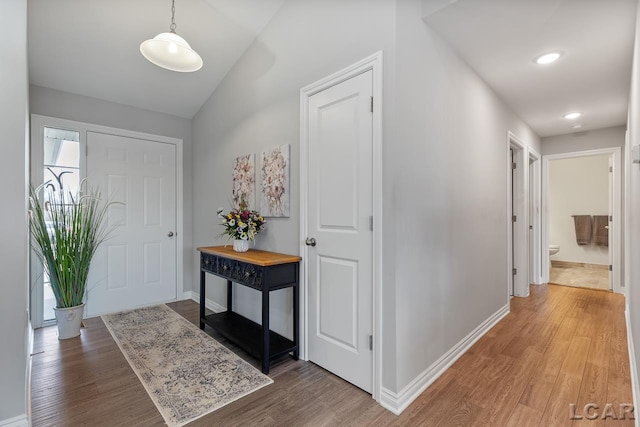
[197,245,302,267]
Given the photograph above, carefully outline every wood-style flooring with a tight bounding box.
[31,284,634,426]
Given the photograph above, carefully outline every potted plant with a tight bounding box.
[29,170,115,339]
[216,197,266,252]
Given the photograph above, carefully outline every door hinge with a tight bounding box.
[512,268,517,276]
[529,225,533,230]
[609,265,613,272]
[609,166,613,173]
[370,96,374,113]
[512,162,516,170]
[512,215,517,223]
[609,215,613,222]
[369,216,373,231]
[369,335,373,351]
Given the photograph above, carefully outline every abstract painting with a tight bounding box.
[232,153,255,208]
[260,145,290,217]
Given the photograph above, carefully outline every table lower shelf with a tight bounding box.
[202,311,296,361]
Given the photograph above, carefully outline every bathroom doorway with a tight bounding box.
[542,148,622,293]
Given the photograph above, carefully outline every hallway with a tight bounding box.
[31,284,633,426]
[393,284,633,426]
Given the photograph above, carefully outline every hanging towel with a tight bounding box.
[593,215,609,247]
[572,215,592,245]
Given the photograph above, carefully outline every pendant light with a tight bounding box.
[140,0,203,72]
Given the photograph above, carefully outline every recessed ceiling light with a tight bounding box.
[563,112,582,120]
[572,123,584,129]
[535,52,562,65]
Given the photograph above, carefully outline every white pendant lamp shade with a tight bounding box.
[140,32,203,72]
[140,0,203,73]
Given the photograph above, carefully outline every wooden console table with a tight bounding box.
[197,246,301,374]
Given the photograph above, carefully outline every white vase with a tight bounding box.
[233,239,250,252]
[53,303,85,339]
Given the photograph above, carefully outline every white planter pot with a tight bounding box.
[53,303,85,339]
[233,239,250,252]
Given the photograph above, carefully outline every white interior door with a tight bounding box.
[510,148,515,296]
[86,132,177,317]
[306,70,373,392]
[529,157,534,285]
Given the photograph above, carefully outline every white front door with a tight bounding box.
[85,132,177,317]
[306,70,373,392]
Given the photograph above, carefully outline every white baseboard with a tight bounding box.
[182,291,225,313]
[0,415,28,427]
[625,305,640,427]
[379,304,510,415]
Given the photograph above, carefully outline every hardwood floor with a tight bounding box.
[31,284,634,426]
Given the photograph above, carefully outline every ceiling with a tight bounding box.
[28,0,285,119]
[29,0,638,135]
[423,0,637,137]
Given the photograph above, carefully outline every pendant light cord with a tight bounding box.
[170,0,177,33]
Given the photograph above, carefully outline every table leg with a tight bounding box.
[293,264,299,360]
[227,280,232,313]
[199,270,205,329]
[262,287,270,374]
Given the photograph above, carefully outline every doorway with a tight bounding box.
[85,132,178,317]
[507,132,531,298]
[542,148,622,293]
[546,154,613,291]
[30,115,184,327]
[299,52,383,399]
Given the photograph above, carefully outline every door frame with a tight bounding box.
[507,131,530,298]
[541,147,622,293]
[528,149,543,285]
[299,51,383,401]
[30,114,184,327]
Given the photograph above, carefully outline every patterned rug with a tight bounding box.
[102,304,273,427]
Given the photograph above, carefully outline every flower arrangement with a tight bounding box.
[216,197,265,242]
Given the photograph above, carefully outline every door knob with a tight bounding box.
[168,231,175,237]
[305,237,316,247]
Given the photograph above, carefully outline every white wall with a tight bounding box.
[29,85,195,295]
[192,0,541,400]
[626,0,640,406]
[0,0,29,423]
[191,0,397,360]
[542,125,626,156]
[391,0,540,392]
[549,156,609,265]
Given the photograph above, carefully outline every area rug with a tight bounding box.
[102,304,273,427]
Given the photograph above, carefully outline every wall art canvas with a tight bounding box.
[260,144,290,217]
[232,153,255,208]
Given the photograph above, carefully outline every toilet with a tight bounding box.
[549,244,560,256]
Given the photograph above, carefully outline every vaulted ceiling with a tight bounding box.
[29,1,637,137]
[28,0,285,119]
